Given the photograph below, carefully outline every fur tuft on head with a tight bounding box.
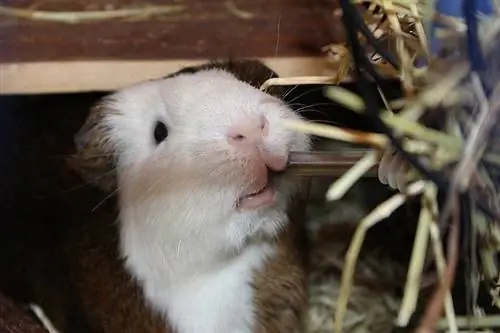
[166,59,281,93]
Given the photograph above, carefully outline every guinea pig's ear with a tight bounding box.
[67,97,118,193]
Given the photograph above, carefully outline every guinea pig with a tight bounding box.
[0,59,312,333]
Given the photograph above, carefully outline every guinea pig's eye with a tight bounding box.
[153,121,169,145]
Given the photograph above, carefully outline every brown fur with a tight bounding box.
[0,59,309,333]
[0,291,48,333]
[33,196,169,333]
[67,97,119,192]
[253,181,310,333]
[165,59,284,96]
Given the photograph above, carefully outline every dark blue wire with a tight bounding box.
[463,0,491,95]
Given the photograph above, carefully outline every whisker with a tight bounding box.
[60,167,118,193]
[60,157,139,194]
[285,86,326,105]
[291,104,343,120]
[91,183,122,212]
[281,85,301,101]
[134,170,172,205]
[46,153,115,159]
[292,102,340,112]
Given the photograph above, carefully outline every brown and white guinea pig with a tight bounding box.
[1,59,312,333]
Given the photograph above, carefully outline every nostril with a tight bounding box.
[233,134,246,141]
[260,115,269,137]
[227,115,269,145]
[227,132,248,145]
[260,115,266,130]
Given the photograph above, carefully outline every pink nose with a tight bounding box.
[227,115,269,146]
[227,115,287,171]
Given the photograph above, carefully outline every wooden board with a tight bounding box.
[0,0,342,62]
[0,57,339,94]
[0,0,342,94]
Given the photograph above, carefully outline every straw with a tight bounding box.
[0,4,185,23]
[260,1,500,332]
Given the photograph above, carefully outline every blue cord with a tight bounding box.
[438,0,492,16]
[463,0,494,95]
[463,0,486,72]
[430,0,493,90]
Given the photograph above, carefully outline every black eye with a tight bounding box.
[153,121,168,145]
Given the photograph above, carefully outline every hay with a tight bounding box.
[303,175,410,333]
[30,304,60,333]
[0,292,48,333]
[0,3,185,23]
[260,1,500,332]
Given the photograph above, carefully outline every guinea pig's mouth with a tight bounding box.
[236,170,282,210]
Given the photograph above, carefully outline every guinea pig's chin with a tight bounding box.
[226,199,290,246]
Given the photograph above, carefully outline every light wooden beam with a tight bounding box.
[0,57,336,95]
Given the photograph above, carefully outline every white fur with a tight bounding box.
[103,68,311,333]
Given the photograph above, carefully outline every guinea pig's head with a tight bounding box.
[69,60,311,248]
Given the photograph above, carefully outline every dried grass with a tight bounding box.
[30,304,60,333]
[0,3,185,23]
[259,1,500,332]
[303,174,410,333]
[6,1,500,332]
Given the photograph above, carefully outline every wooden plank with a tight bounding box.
[0,57,337,94]
[0,0,343,63]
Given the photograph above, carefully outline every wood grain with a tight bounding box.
[0,0,343,63]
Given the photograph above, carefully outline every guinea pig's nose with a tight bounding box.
[227,115,269,146]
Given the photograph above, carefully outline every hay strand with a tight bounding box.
[397,184,435,326]
[269,1,500,332]
[282,119,388,148]
[0,4,185,23]
[30,304,60,333]
[325,150,380,201]
[332,181,427,333]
